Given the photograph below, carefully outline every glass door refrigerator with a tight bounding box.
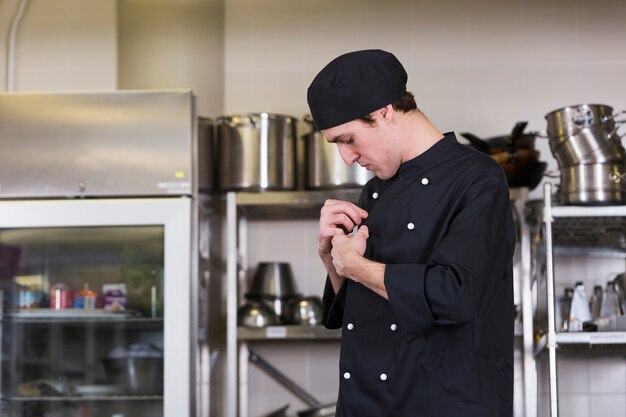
[0,198,192,417]
[0,91,222,417]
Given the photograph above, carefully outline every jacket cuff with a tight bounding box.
[321,277,346,329]
[385,264,437,338]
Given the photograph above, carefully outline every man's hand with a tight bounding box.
[317,199,368,259]
[331,225,369,280]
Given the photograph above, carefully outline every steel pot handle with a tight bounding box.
[543,169,560,179]
[608,170,626,184]
[603,110,626,140]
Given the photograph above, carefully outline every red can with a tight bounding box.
[50,283,72,310]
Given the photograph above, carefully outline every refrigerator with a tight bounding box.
[0,91,224,417]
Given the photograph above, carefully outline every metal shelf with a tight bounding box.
[7,395,163,402]
[237,325,341,340]
[233,189,362,219]
[535,332,626,356]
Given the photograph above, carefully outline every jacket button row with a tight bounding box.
[343,372,351,380]
[380,373,388,381]
[421,177,429,185]
[407,223,415,230]
[346,323,354,330]
[390,323,397,331]
[372,192,379,199]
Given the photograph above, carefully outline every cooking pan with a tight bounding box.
[460,129,535,155]
[249,349,335,417]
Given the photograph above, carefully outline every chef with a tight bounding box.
[307,49,515,417]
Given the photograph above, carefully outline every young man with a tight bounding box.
[307,49,515,417]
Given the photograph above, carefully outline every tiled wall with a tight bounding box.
[224,1,626,416]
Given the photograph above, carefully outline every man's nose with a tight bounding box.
[337,144,358,165]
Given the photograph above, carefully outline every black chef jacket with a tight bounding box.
[322,132,515,417]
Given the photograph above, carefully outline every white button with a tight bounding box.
[421,178,429,185]
[343,372,351,380]
[347,323,354,330]
[372,192,379,199]
[390,324,397,331]
[407,223,415,230]
[380,373,388,381]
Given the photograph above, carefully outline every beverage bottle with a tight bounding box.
[74,284,97,309]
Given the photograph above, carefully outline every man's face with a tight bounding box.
[321,117,400,180]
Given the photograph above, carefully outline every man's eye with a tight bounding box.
[346,137,354,144]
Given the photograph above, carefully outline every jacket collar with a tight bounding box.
[396,131,457,179]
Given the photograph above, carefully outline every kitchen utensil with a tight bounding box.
[102,357,163,395]
[500,160,546,190]
[460,131,536,155]
[546,104,624,142]
[247,262,300,299]
[284,296,322,326]
[460,126,545,189]
[237,300,279,328]
[216,113,297,191]
[302,114,373,190]
[249,349,336,417]
[599,280,622,318]
[506,121,529,161]
[557,162,626,205]
[567,281,592,332]
[545,104,626,167]
[613,273,626,314]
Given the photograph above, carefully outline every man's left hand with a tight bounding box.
[330,225,369,280]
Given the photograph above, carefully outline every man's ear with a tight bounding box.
[375,104,395,124]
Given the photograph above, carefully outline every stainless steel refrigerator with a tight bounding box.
[0,91,223,417]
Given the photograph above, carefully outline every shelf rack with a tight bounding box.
[539,182,626,417]
[225,189,361,417]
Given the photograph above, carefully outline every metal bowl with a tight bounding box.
[284,296,323,326]
[102,357,163,395]
[247,262,299,299]
[237,300,280,328]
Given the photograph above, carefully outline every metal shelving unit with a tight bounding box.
[536,182,626,417]
[225,189,361,417]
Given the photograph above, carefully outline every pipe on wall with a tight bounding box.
[6,0,29,92]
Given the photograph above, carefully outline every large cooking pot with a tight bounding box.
[216,113,297,191]
[558,162,626,205]
[545,104,626,166]
[198,117,215,192]
[303,115,373,189]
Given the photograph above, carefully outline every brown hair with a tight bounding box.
[358,91,419,124]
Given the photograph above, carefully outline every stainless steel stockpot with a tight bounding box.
[197,117,215,192]
[558,162,626,205]
[216,113,297,191]
[545,104,626,166]
[302,115,374,190]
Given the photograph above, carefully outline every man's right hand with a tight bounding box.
[317,199,368,259]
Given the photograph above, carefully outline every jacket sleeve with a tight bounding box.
[384,167,515,340]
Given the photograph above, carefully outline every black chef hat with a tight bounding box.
[307,49,408,130]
